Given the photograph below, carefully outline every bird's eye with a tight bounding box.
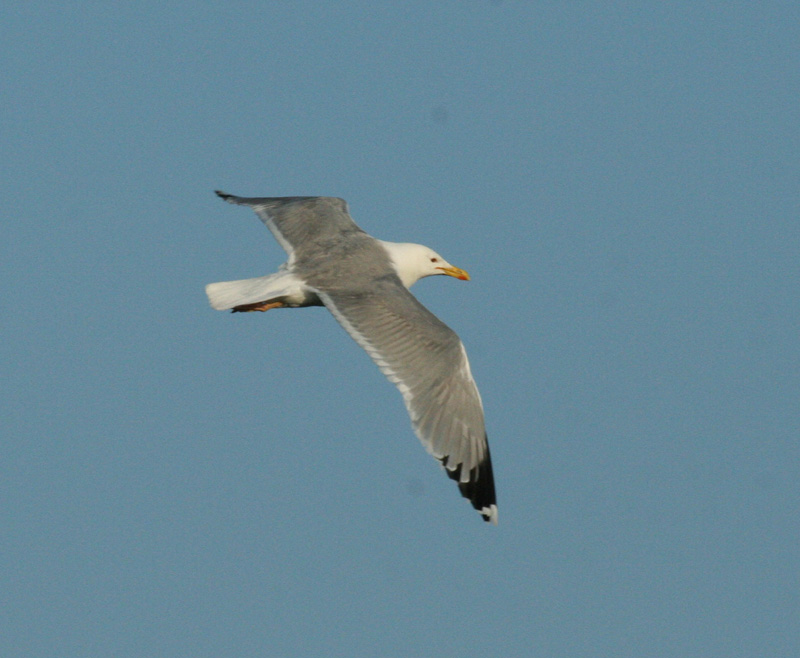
[430,257,439,263]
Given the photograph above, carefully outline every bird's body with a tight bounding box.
[206,192,498,523]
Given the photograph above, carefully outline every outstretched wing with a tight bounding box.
[318,281,497,524]
[215,191,364,258]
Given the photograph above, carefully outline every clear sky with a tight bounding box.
[3,2,798,656]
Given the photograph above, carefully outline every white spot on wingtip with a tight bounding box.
[482,505,498,525]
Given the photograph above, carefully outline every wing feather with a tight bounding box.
[215,192,362,258]
[318,283,497,523]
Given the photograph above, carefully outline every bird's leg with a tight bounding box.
[231,299,287,313]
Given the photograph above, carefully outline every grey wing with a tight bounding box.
[318,281,497,523]
[215,191,364,257]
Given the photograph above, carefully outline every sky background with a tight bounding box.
[3,2,799,656]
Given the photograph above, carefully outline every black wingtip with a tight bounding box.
[441,440,498,524]
[215,190,233,202]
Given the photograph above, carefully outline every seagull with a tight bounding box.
[206,192,497,523]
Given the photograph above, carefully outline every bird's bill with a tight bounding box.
[437,265,471,281]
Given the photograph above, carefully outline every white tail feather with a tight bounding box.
[206,271,305,310]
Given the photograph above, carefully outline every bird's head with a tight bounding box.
[381,241,470,289]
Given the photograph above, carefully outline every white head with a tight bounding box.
[379,241,470,289]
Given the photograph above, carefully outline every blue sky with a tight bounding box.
[3,2,799,656]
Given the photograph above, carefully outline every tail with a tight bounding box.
[206,273,296,311]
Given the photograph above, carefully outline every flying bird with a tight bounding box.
[206,192,497,523]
